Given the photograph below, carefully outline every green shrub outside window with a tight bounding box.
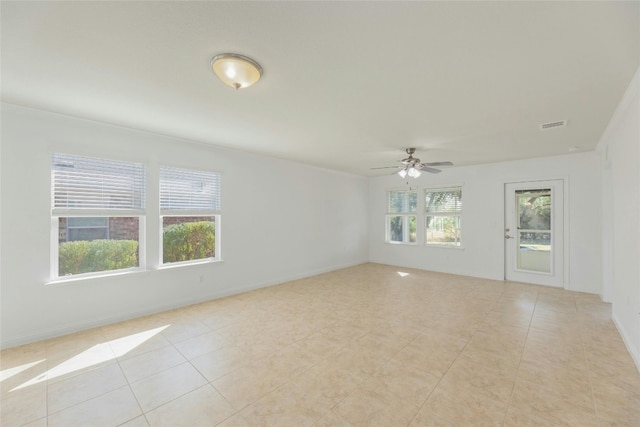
[163,220,215,263]
[59,239,138,276]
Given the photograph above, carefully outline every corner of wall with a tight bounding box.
[612,313,640,372]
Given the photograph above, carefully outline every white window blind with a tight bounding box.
[425,187,462,213]
[52,153,146,211]
[160,166,221,212]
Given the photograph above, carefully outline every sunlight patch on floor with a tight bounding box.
[11,325,169,391]
[0,359,45,383]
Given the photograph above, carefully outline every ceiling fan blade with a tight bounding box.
[370,166,401,170]
[418,165,442,174]
[424,161,453,167]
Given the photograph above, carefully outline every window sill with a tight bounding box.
[46,269,148,286]
[156,258,223,270]
[45,259,224,285]
[385,241,418,246]
[425,244,465,250]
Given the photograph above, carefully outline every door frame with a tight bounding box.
[503,177,570,289]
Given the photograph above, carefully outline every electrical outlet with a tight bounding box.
[199,275,204,283]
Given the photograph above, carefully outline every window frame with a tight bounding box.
[50,153,147,281]
[424,186,463,248]
[159,166,222,267]
[385,189,418,245]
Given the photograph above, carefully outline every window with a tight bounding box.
[65,217,109,241]
[425,187,462,246]
[51,153,146,279]
[160,166,221,265]
[386,190,417,244]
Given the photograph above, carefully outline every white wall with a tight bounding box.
[369,152,602,294]
[0,103,369,348]
[597,67,640,369]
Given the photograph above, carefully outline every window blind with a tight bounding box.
[425,187,462,213]
[160,166,221,211]
[52,153,146,210]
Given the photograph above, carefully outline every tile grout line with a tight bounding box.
[285,299,432,425]
[502,287,541,426]
[41,330,135,424]
[120,332,212,424]
[403,293,487,426]
[113,345,148,427]
[578,299,603,427]
[45,350,49,427]
[309,316,426,425]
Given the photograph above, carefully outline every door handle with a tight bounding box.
[505,234,513,239]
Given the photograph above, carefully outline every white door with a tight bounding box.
[505,180,564,287]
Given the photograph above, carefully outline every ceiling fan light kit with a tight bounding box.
[399,166,422,178]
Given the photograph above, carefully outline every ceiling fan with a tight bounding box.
[371,148,453,178]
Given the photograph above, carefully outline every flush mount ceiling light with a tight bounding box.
[211,53,263,90]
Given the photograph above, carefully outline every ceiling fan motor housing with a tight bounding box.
[401,148,419,165]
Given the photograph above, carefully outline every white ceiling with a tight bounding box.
[2,1,639,176]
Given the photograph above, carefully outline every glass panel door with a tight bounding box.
[516,189,551,273]
[505,180,564,287]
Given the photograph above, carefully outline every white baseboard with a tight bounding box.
[612,313,640,373]
[0,261,366,349]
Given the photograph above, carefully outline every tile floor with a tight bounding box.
[1,263,639,426]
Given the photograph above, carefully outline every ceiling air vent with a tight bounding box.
[539,120,567,130]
